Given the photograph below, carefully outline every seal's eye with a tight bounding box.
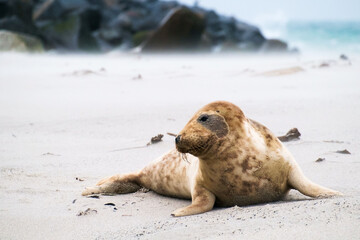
[198,114,209,122]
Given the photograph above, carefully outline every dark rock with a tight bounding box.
[200,9,265,51]
[0,0,289,52]
[8,0,34,23]
[0,15,38,36]
[78,6,102,51]
[36,14,81,50]
[33,0,89,21]
[203,10,228,45]
[0,30,44,52]
[260,39,288,52]
[132,30,152,47]
[32,0,95,50]
[33,0,63,21]
[0,1,9,19]
[117,1,179,32]
[141,7,205,52]
[99,1,181,50]
[232,21,265,50]
[93,27,131,51]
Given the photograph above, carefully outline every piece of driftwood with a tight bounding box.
[147,134,164,146]
[77,208,97,216]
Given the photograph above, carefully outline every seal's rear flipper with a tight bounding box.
[82,173,141,196]
[288,164,342,198]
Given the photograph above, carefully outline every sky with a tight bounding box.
[175,0,360,23]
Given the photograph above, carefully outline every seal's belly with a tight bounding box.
[214,180,288,207]
[207,164,290,207]
[208,154,291,207]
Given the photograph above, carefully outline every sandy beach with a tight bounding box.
[0,52,359,239]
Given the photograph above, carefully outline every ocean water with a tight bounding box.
[259,21,360,55]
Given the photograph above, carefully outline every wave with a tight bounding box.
[257,20,360,54]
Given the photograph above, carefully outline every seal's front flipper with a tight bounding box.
[171,186,215,217]
[82,173,141,196]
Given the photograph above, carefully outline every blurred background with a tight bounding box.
[177,0,360,54]
[1,0,359,55]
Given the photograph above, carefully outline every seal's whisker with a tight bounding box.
[181,152,190,163]
[176,150,189,163]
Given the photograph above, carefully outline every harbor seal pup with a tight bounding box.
[82,101,342,216]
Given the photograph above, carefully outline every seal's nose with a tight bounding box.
[175,135,181,144]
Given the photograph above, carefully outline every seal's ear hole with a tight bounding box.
[216,110,220,113]
[198,114,209,122]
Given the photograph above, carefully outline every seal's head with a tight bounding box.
[176,101,245,157]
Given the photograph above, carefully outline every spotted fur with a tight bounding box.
[82,101,342,217]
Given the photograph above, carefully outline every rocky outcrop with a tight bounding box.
[199,9,266,51]
[0,30,44,52]
[141,7,205,52]
[0,0,290,53]
[260,39,288,53]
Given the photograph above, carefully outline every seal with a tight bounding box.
[82,101,342,217]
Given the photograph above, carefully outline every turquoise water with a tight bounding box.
[261,21,360,54]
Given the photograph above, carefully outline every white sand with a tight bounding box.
[0,52,359,239]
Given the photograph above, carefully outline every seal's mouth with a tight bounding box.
[176,135,214,157]
[175,140,188,154]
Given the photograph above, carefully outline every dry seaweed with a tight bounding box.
[77,208,97,216]
[335,149,351,154]
[315,158,325,162]
[147,134,164,145]
[278,128,301,142]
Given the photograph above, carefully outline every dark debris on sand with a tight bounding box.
[335,149,351,154]
[278,128,301,142]
[77,208,97,216]
[147,134,164,145]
